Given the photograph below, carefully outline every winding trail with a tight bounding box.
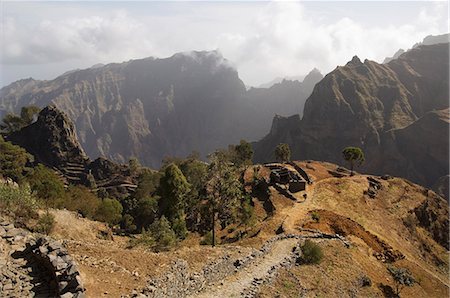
[191,238,298,298]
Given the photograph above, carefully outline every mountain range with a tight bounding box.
[1,37,449,195]
[0,51,322,168]
[254,42,449,192]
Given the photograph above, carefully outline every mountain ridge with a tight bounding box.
[254,43,449,189]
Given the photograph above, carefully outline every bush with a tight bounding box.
[0,183,39,221]
[149,216,177,252]
[128,228,155,248]
[121,214,137,233]
[35,211,55,235]
[311,211,320,222]
[95,198,123,226]
[64,185,100,219]
[171,216,188,239]
[26,164,66,207]
[358,275,372,287]
[0,136,32,182]
[301,240,323,264]
[200,231,214,245]
[388,266,415,296]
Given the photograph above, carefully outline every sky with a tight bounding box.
[0,1,448,87]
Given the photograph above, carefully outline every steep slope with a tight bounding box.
[29,161,446,298]
[0,52,321,168]
[254,43,449,188]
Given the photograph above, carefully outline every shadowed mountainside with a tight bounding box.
[254,43,449,189]
[0,51,322,168]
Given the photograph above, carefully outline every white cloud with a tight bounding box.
[0,1,448,87]
[1,11,155,65]
[213,1,447,85]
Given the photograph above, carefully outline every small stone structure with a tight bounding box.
[265,164,306,193]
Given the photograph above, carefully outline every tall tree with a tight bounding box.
[158,163,191,239]
[342,146,365,176]
[233,139,254,167]
[275,143,291,163]
[205,151,242,246]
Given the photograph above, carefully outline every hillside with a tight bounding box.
[1,161,447,297]
[0,51,321,168]
[254,43,449,190]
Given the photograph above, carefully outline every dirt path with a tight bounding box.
[191,238,299,298]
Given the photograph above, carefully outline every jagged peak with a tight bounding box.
[348,55,362,65]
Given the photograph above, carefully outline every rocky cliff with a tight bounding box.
[7,106,137,198]
[254,43,449,189]
[0,51,321,168]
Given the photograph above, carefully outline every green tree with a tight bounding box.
[26,164,66,207]
[0,135,32,182]
[205,151,243,246]
[158,163,191,239]
[128,157,141,176]
[275,143,291,163]
[387,266,415,297]
[233,140,254,167]
[0,106,40,134]
[95,198,123,226]
[342,146,365,176]
[149,215,177,252]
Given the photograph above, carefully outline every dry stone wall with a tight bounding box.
[0,219,85,298]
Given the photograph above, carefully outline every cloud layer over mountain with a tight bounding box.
[1,1,447,86]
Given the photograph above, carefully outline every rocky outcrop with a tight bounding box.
[414,194,449,250]
[7,106,137,198]
[0,51,322,168]
[254,43,449,189]
[8,106,89,169]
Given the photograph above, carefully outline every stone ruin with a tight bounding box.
[265,164,307,193]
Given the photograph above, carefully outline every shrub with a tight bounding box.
[301,240,323,264]
[388,266,415,296]
[171,216,188,239]
[128,228,155,248]
[64,185,100,219]
[95,198,123,226]
[358,275,372,287]
[311,211,320,222]
[26,164,66,207]
[149,216,177,252]
[121,214,137,233]
[200,231,214,245]
[35,211,55,235]
[0,136,32,182]
[0,183,38,221]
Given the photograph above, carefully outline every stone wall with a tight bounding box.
[131,234,306,298]
[28,237,85,298]
[0,219,85,298]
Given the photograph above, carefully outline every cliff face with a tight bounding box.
[8,106,136,198]
[0,51,321,168]
[254,43,449,189]
[8,106,89,168]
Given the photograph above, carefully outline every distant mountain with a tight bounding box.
[0,51,322,168]
[254,43,449,189]
[383,49,405,64]
[416,33,450,47]
[383,33,449,64]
